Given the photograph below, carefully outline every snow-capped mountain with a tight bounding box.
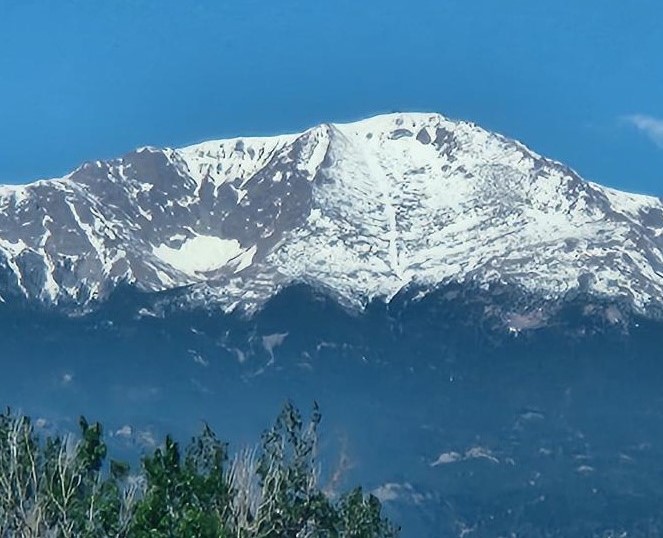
[1,112,663,315]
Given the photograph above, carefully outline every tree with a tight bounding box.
[131,429,233,538]
[0,403,400,538]
[0,409,44,537]
[338,488,399,538]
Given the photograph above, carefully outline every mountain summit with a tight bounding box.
[1,112,663,315]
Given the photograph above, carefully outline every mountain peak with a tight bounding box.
[1,112,662,317]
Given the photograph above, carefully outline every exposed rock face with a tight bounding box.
[1,112,663,315]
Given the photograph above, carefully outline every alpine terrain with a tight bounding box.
[1,112,663,320]
[3,113,663,537]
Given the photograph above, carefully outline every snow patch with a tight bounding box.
[234,245,257,273]
[152,235,245,274]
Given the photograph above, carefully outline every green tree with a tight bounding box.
[338,488,400,538]
[252,401,336,536]
[131,425,232,537]
[0,403,400,537]
[250,401,398,538]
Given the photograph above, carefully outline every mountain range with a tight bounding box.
[3,113,663,537]
[2,112,663,322]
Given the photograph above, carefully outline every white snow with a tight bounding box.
[38,215,60,300]
[234,245,257,273]
[65,199,112,273]
[178,133,298,187]
[4,111,663,315]
[0,237,27,257]
[152,235,246,274]
[262,112,663,313]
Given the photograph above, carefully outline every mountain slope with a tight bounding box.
[1,112,663,315]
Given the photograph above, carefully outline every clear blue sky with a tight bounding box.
[1,1,663,194]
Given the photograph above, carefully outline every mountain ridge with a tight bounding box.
[1,112,663,317]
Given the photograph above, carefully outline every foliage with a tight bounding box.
[0,403,399,537]
[131,427,232,537]
[0,410,140,537]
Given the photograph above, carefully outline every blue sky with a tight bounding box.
[1,0,662,194]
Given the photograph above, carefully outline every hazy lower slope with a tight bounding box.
[2,284,663,537]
